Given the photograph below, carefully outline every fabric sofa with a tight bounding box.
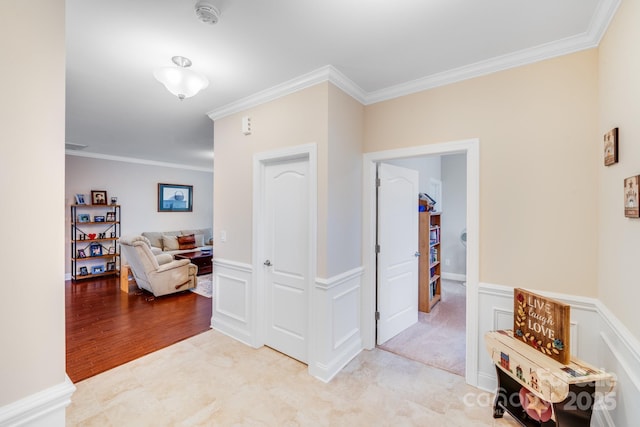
[141,227,213,256]
[119,235,197,297]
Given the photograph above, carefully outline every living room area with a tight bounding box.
[64,153,215,382]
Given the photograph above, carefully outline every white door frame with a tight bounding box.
[362,138,480,386]
[252,143,318,368]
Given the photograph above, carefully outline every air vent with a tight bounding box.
[195,1,220,24]
[65,142,88,150]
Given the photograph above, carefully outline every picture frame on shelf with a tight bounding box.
[92,265,105,274]
[91,190,108,205]
[94,215,105,222]
[106,261,116,271]
[110,196,118,205]
[79,266,89,276]
[77,213,90,223]
[105,212,116,222]
[77,249,86,258]
[604,128,619,166]
[89,242,102,257]
[158,183,193,212]
[624,175,639,218]
[108,246,116,254]
[75,194,86,205]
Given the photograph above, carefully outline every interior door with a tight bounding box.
[376,162,419,345]
[263,157,309,363]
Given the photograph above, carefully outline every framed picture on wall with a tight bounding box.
[604,128,618,166]
[624,175,639,218]
[91,190,108,205]
[158,183,193,212]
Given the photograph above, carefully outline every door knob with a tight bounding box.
[414,252,421,257]
[263,259,272,266]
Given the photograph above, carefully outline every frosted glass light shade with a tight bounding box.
[153,65,209,100]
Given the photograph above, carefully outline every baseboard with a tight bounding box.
[310,339,362,383]
[441,272,466,282]
[0,375,75,427]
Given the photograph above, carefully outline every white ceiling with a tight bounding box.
[65,0,618,170]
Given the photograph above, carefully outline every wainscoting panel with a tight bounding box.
[310,267,363,382]
[476,282,640,426]
[211,258,253,347]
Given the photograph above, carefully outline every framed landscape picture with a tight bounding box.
[624,175,639,218]
[604,127,618,166]
[158,183,193,212]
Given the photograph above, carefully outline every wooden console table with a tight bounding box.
[485,330,614,427]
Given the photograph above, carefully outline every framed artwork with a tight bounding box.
[106,261,116,271]
[158,183,193,212]
[75,194,86,205]
[92,265,105,274]
[94,215,105,222]
[89,242,103,257]
[624,175,639,218]
[79,266,89,276]
[77,249,86,258]
[108,246,116,254]
[91,190,108,205]
[604,128,618,166]
[106,212,116,222]
[77,214,90,223]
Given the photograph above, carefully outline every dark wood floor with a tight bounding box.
[65,276,212,383]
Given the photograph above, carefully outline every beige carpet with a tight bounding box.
[378,280,466,376]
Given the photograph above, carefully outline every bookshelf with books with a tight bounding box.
[419,205,441,313]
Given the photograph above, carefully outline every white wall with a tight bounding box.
[65,154,213,276]
[441,154,467,277]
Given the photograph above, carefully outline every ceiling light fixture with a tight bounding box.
[153,56,209,100]
[194,0,221,25]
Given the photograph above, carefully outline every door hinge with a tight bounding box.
[375,311,380,321]
[375,244,380,253]
[376,177,381,187]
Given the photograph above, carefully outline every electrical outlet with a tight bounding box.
[220,230,227,242]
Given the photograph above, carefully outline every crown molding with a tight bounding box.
[65,150,213,173]
[207,65,367,121]
[207,0,620,116]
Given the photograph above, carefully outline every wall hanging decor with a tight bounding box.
[158,183,193,212]
[604,127,618,166]
[624,175,639,218]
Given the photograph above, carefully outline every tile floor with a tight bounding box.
[66,329,520,426]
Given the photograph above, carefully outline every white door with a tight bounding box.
[263,157,309,363]
[377,163,419,345]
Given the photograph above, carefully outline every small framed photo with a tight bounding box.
[108,246,116,255]
[94,215,105,222]
[89,242,103,257]
[105,212,116,222]
[110,196,118,205]
[75,194,86,205]
[92,265,105,274]
[79,266,89,276]
[624,175,639,218]
[77,214,90,223]
[77,249,86,258]
[91,190,108,205]
[604,128,619,166]
[158,183,193,212]
[106,261,116,271]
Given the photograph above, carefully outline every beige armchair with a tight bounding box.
[119,235,197,297]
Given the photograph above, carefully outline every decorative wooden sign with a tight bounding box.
[603,127,618,166]
[513,288,570,364]
[624,175,640,218]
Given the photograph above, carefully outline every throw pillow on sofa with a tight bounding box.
[162,234,180,251]
[177,234,197,250]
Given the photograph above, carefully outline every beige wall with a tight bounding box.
[598,0,640,339]
[365,50,600,297]
[0,0,66,405]
[326,84,364,277]
[214,84,329,273]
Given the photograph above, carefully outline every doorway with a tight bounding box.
[362,138,480,386]
[253,143,317,366]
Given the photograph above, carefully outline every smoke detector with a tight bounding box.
[195,0,220,24]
